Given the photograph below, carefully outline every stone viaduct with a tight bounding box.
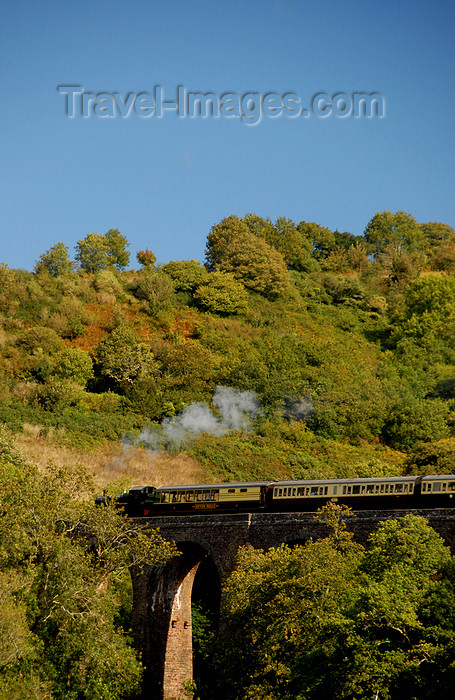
[129,508,455,700]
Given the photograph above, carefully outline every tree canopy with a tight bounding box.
[205,506,454,700]
[75,230,130,273]
[0,428,176,699]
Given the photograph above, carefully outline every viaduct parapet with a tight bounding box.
[129,508,455,699]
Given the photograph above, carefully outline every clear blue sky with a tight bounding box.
[1,0,453,271]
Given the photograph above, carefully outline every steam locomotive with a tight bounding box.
[96,474,455,517]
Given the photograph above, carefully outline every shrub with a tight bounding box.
[16,326,62,354]
[136,249,157,268]
[134,270,175,314]
[53,347,94,387]
[35,378,84,411]
[382,398,451,451]
[96,325,157,391]
[193,272,249,315]
[161,260,208,292]
[34,242,74,277]
[94,269,123,296]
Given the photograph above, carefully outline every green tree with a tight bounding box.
[420,221,455,248]
[378,246,425,286]
[205,215,250,271]
[432,240,455,272]
[417,559,455,697]
[75,230,129,273]
[405,275,455,317]
[297,220,336,260]
[382,397,451,451]
[34,242,74,277]
[404,438,455,475]
[244,214,315,272]
[242,212,275,239]
[193,271,249,314]
[391,275,455,347]
[105,229,130,270]
[210,505,363,700]
[75,232,110,273]
[161,259,208,292]
[96,325,158,392]
[52,346,94,387]
[0,428,177,698]
[364,210,425,258]
[208,510,453,700]
[219,232,290,299]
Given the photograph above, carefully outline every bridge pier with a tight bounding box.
[131,543,210,699]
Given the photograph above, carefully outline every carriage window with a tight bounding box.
[283,488,287,496]
[361,485,365,494]
[422,483,427,492]
[353,486,360,495]
[228,489,236,493]
[380,484,384,493]
[292,488,296,496]
[395,484,403,493]
[384,485,389,493]
[389,485,394,493]
[343,486,347,495]
[333,485,337,495]
[310,487,318,496]
[366,485,374,493]
[324,487,328,495]
[433,483,441,492]
[442,483,447,491]
[185,492,194,502]
[297,488,304,496]
[240,488,247,492]
[305,488,310,496]
[278,489,282,497]
[449,482,455,491]
[347,486,352,494]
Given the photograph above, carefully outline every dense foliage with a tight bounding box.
[0,428,177,698]
[0,211,454,472]
[201,504,455,700]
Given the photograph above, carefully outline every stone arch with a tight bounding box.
[135,540,220,700]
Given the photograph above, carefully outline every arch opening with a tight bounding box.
[191,553,221,695]
[138,541,221,699]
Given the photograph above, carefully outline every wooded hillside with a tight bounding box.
[1,212,454,485]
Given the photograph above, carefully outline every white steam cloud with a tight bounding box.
[132,386,260,450]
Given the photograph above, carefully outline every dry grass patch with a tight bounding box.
[14,430,210,493]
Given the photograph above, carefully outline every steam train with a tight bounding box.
[96,474,455,517]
